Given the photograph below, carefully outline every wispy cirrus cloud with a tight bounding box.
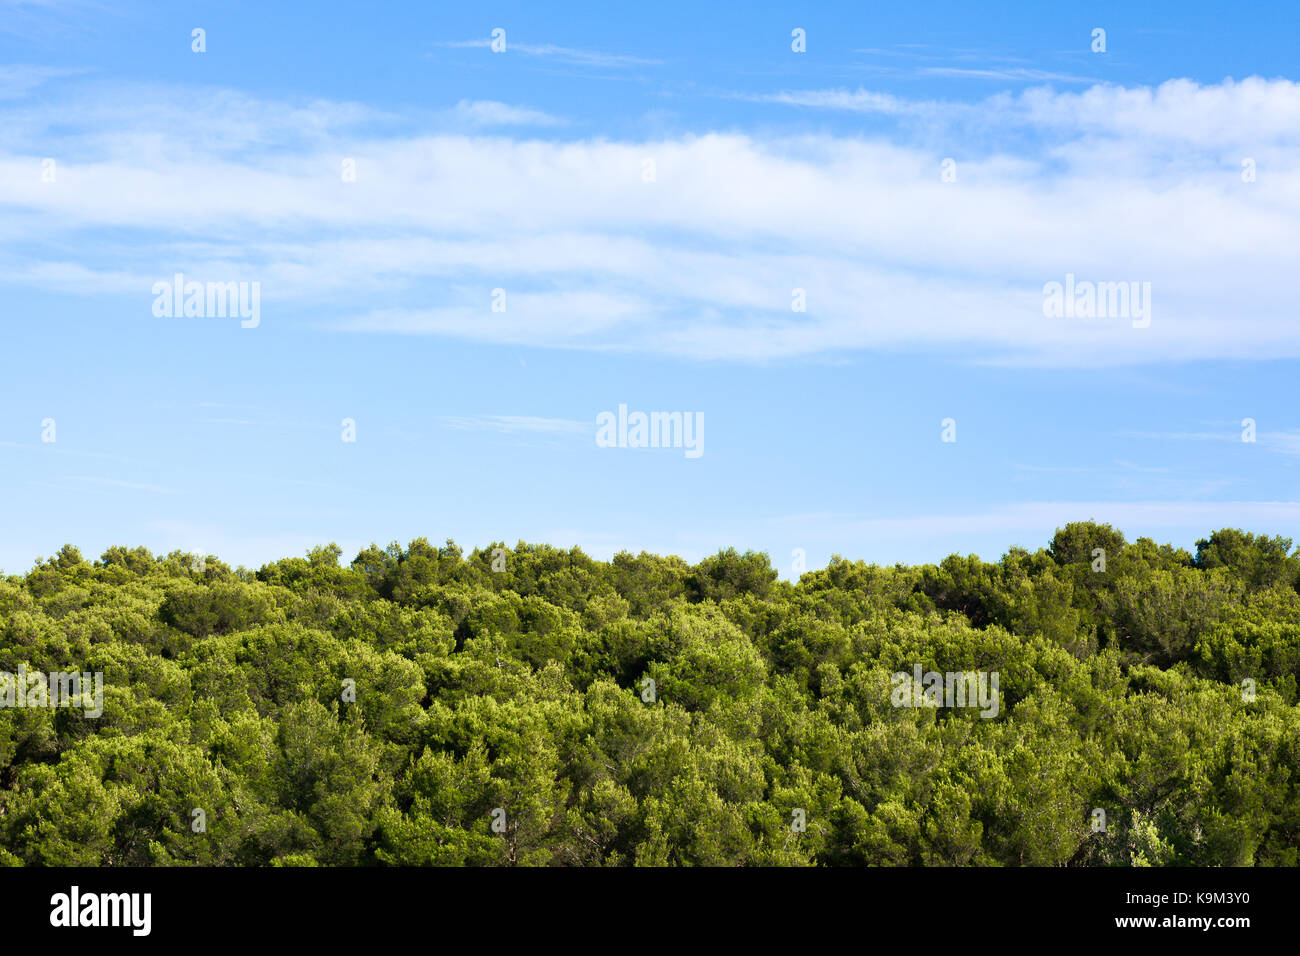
[438,415,591,436]
[448,99,564,127]
[438,38,661,68]
[918,66,1093,82]
[751,75,1300,146]
[1123,427,1300,457]
[1119,430,1239,443]
[1260,432,1300,456]
[1,76,1298,368]
[847,44,1097,84]
[67,475,176,495]
[740,88,924,114]
[0,64,84,98]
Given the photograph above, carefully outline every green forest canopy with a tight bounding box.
[1,522,1298,866]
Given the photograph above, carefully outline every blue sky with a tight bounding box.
[2,0,1299,575]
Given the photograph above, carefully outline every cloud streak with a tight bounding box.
[438,415,591,435]
[1,77,1297,367]
[438,39,661,68]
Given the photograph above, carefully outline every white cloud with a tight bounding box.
[438,415,591,435]
[1010,77,1300,146]
[448,99,564,128]
[1,77,1298,366]
[744,88,923,114]
[757,76,1300,151]
[0,64,83,98]
[439,39,661,67]
[68,475,176,495]
[919,66,1093,82]
[1261,432,1300,456]
[1121,427,1300,458]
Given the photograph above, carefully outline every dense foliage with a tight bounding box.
[2,522,1298,866]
